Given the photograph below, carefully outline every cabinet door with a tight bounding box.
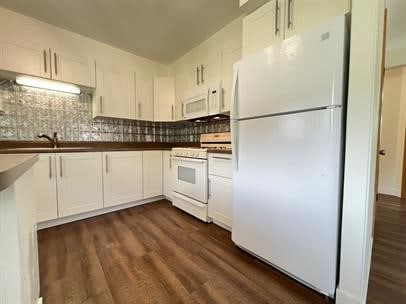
[56,153,103,217]
[143,151,163,198]
[136,72,154,121]
[242,0,285,57]
[200,51,222,86]
[51,49,95,88]
[163,151,173,199]
[175,72,189,120]
[0,41,50,78]
[33,154,58,222]
[103,151,143,207]
[154,77,175,121]
[222,47,242,112]
[208,175,233,228]
[284,0,350,39]
[94,62,136,119]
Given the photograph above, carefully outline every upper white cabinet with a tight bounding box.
[56,153,103,218]
[93,61,136,119]
[33,154,58,222]
[51,48,95,88]
[0,40,96,88]
[136,71,154,121]
[284,0,350,39]
[242,0,285,57]
[242,0,350,57]
[103,151,143,207]
[143,151,163,199]
[154,77,175,121]
[0,41,50,79]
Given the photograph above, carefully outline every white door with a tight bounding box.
[33,154,58,222]
[143,151,163,198]
[56,153,103,217]
[0,40,50,78]
[154,77,175,121]
[51,48,96,88]
[221,47,242,112]
[163,151,173,199]
[284,0,350,39]
[136,72,154,121]
[208,175,233,228]
[94,61,136,119]
[242,0,285,57]
[103,151,143,207]
[237,15,346,119]
[232,108,343,296]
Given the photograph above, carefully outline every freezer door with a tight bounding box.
[236,15,348,120]
[232,108,343,296]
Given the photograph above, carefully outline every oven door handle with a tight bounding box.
[170,157,207,164]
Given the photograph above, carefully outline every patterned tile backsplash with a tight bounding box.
[0,81,230,143]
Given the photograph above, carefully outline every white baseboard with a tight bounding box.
[37,297,43,304]
[335,288,363,304]
[37,196,165,230]
[378,186,401,197]
[213,219,231,231]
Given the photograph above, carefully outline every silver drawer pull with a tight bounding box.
[212,156,231,160]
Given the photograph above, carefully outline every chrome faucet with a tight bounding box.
[37,132,59,148]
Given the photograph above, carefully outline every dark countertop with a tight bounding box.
[0,141,200,154]
[0,154,38,192]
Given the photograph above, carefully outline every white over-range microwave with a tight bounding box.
[182,81,223,120]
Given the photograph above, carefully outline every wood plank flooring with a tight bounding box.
[367,195,406,304]
[38,200,328,304]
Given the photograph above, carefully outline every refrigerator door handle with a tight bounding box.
[230,62,240,120]
[232,120,239,172]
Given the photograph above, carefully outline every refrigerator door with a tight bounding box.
[235,15,348,120]
[232,108,343,296]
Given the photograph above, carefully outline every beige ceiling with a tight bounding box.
[0,0,242,64]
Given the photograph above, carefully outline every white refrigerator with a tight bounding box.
[231,15,348,297]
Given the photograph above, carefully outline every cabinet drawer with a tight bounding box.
[208,153,232,178]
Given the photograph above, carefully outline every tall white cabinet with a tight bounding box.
[56,153,103,217]
[143,151,163,199]
[103,151,143,207]
[33,154,58,222]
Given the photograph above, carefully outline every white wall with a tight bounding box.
[378,66,406,196]
[0,6,168,77]
[336,0,385,303]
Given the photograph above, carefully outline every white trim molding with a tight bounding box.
[336,1,385,304]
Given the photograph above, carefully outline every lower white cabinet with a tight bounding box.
[208,153,233,229]
[143,151,163,198]
[103,151,143,207]
[56,153,103,217]
[34,154,58,222]
[163,150,173,199]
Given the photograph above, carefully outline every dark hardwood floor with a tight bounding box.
[38,200,328,304]
[367,195,406,304]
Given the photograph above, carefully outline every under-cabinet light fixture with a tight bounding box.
[16,75,81,94]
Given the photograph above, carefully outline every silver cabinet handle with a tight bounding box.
[105,154,109,173]
[208,178,212,199]
[59,156,63,178]
[212,156,231,160]
[379,149,386,156]
[54,53,58,75]
[196,66,200,85]
[182,102,185,117]
[287,0,293,29]
[138,102,141,117]
[171,104,174,120]
[43,50,48,73]
[99,96,103,114]
[275,0,280,35]
[49,156,52,179]
[200,64,204,84]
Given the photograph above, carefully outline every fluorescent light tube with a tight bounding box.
[16,75,81,94]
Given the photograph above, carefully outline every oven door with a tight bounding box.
[171,156,208,203]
